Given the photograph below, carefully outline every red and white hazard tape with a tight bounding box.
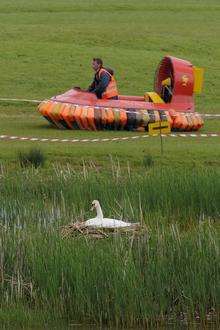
[0,98,42,104]
[0,133,219,144]
[201,114,220,118]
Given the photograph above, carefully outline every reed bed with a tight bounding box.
[0,163,219,327]
[0,162,219,228]
[0,223,219,327]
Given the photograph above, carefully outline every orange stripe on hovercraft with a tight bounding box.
[80,107,90,130]
[195,113,204,129]
[47,102,64,128]
[190,113,198,131]
[51,102,68,129]
[105,108,115,129]
[101,107,107,128]
[52,102,69,129]
[112,108,121,129]
[185,113,194,131]
[58,103,71,129]
[119,109,127,129]
[94,107,103,130]
[175,113,188,131]
[66,105,78,129]
[190,113,203,131]
[38,101,49,117]
[73,105,84,130]
[60,104,73,129]
[169,110,187,131]
[87,107,96,130]
[38,101,55,126]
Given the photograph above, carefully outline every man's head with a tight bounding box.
[92,58,103,72]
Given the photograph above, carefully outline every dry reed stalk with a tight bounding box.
[60,222,146,239]
[0,272,34,297]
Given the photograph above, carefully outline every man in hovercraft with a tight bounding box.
[87,58,119,100]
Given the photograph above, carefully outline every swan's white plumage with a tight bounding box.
[85,200,139,228]
[85,217,133,228]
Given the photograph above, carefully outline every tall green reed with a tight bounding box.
[0,222,219,326]
[0,162,219,228]
[0,162,219,326]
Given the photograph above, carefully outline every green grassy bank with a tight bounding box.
[0,0,219,168]
[0,0,220,112]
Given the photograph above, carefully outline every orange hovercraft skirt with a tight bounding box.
[38,96,204,132]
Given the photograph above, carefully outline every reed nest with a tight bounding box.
[61,221,147,239]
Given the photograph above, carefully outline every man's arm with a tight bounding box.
[87,78,96,92]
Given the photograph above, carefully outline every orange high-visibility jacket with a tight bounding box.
[98,68,119,99]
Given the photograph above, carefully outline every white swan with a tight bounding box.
[85,200,139,228]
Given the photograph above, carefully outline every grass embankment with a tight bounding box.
[0,0,219,166]
[0,165,219,327]
[0,0,220,111]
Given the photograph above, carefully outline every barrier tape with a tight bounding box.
[0,98,42,103]
[0,133,219,144]
[0,97,220,118]
[201,114,220,118]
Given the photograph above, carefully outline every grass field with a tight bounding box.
[0,0,219,328]
[0,0,219,167]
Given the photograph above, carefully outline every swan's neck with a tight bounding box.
[96,204,104,220]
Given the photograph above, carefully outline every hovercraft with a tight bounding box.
[38,56,204,132]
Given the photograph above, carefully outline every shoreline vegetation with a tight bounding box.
[0,163,219,327]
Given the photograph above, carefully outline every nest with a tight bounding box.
[61,221,146,239]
